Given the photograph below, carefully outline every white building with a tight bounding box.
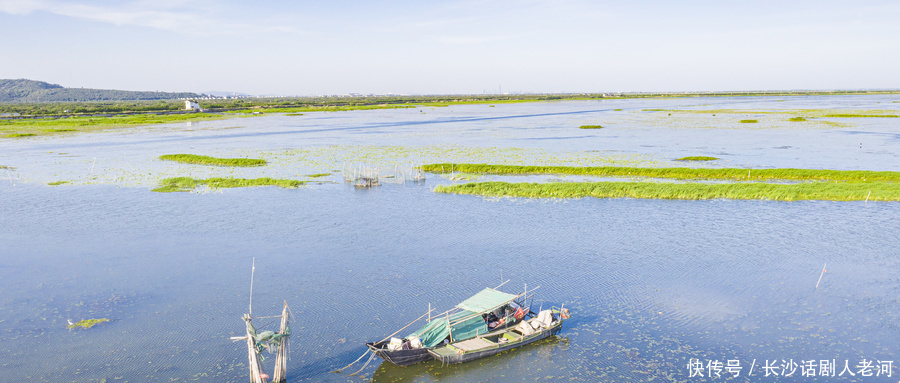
[185,100,200,111]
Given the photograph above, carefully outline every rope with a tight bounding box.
[349,352,377,376]
[330,350,371,373]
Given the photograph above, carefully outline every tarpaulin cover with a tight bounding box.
[455,288,518,313]
[408,309,486,348]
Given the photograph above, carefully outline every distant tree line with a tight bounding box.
[0,79,199,103]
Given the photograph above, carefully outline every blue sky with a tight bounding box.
[1,0,898,95]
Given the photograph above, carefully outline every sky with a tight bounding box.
[1,0,899,95]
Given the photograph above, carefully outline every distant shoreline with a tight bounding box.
[3,89,899,118]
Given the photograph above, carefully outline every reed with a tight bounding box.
[421,163,900,182]
[152,177,305,192]
[435,181,900,201]
[159,154,267,167]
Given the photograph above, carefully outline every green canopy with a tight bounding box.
[455,288,518,313]
[407,288,518,348]
[409,309,486,348]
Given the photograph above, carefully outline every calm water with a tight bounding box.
[1,96,898,382]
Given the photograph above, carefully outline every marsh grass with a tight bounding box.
[739,119,758,123]
[158,154,266,167]
[306,173,331,178]
[1,112,243,137]
[435,181,900,201]
[675,156,719,161]
[152,177,305,192]
[67,318,110,329]
[48,181,68,186]
[579,125,605,129]
[789,117,807,122]
[422,163,900,182]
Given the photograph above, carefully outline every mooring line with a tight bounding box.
[330,350,371,373]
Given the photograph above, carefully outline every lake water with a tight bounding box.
[1,95,898,382]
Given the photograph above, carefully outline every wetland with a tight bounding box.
[1,94,898,381]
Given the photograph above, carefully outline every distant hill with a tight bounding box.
[0,79,202,102]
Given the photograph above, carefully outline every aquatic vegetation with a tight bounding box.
[285,113,304,116]
[158,154,267,167]
[739,119,758,123]
[435,181,900,201]
[0,112,247,138]
[675,156,719,161]
[789,117,806,122]
[643,108,900,118]
[422,163,900,182]
[48,181,68,186]
[152,177,305,192]
[306,173,331,178]
[579,125,605,129]
[822,113,900,118]
[67,318,110,329]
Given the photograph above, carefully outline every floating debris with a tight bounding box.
[67,318,110,329]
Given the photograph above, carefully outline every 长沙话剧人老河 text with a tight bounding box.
[687,358,893,379]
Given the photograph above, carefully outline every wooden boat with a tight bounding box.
[366,286,534,366]
[428,307,570,365]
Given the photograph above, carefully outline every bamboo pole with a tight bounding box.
[272,302,290,383]
[244,314,268,383]
[249,258,256,316]
[815,263,827,289]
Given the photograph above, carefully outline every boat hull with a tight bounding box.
[427,321,563,364]
[366,343,433,366]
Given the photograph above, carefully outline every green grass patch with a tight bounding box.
[643,108,900,118]
[152,177,305,192]
[739,119,758,123]
[48,181,68,186]
[285,113,305,116]
[579,125,604,129]
[675,156,719,161]
[1,112,247,138]
[7,133,36,137]
[68,318,110,329]
[158,154,266,167]
[821,114,900,118]
[306,173,331,178]
[789,117,807,122]
[613,109,623,111]
[421,163,900,182]
[434,181,900,201]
